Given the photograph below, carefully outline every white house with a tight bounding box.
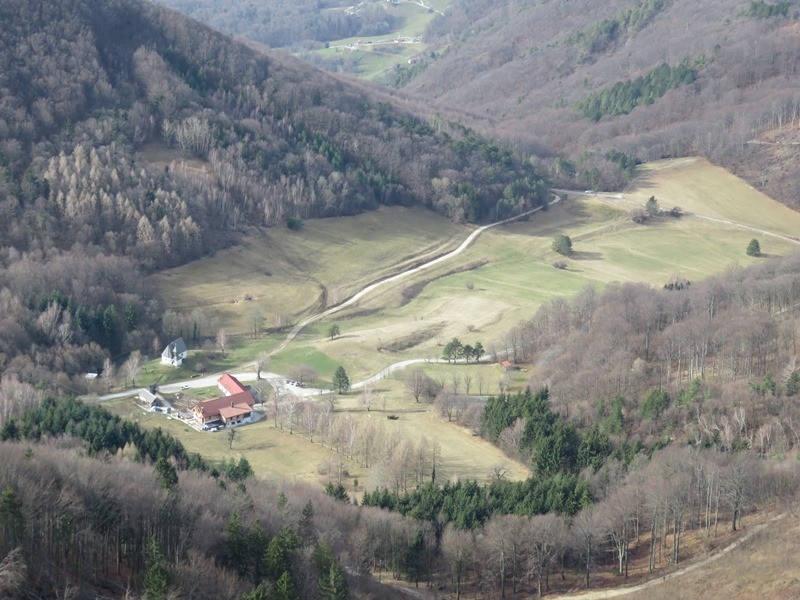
[161,337,188,367]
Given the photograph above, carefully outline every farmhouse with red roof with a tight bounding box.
[193,374,255,427]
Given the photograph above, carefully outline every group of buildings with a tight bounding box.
[161,337,256,430]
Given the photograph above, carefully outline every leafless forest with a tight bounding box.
[154,0,800,203]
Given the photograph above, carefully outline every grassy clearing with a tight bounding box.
[150,206,466,335]
[152,162,800,385]
[102,388,528,490]
[293,193,792,382]
[627,157,800,240]
[135,335,280,387]
[143,160,800,492]
[305,1,446,80]
[103,398,365,489]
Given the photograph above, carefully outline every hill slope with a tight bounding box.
[0,0,546,384]
[151,0,800,205]
[403,0,800,200]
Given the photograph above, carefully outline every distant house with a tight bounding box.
[500,360,515,370]
[193,374,255,427]
[161,337,188,367]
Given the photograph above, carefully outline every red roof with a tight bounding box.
[194,391,254,420]
[501,360,513,368]
[218,373,247,396]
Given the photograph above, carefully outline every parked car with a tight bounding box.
[180,384,189,390]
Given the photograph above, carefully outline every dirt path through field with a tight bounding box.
[268,193,563,357]
[550,512,788,599]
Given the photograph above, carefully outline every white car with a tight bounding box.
[180,384,190,390]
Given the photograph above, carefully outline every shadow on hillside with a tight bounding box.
[571,251,604,261]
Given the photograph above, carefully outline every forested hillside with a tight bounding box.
[440,251,800,483]
[402,0,800,200]
[0,0,546,388]
[155,0,800,204]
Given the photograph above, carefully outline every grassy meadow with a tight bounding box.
[103,381,530,492]
[626,157,800,241]
[307,1,449,81]
[142,158,800,492]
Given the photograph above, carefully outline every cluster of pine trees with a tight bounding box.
[577,58,701,122]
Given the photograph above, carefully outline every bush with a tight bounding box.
[552,234,573,255]
[287,215,303,231]
[553,261,567,269]
[746,238,761,257]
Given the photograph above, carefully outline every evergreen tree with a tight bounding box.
[143,536,170,600]
[403,531,428,587]
[319,563,349,600]
[746,238,761,256]
[124,300,138,331]
[154,457,178,491]
[241,583,268,600]
[552,234,573,255]
[103,304,120,352]
[645,196,660,217]
[0,485,24,550]
[225,511,249,577]
[324,482,349,503]
[0,421,19,442]
[786,371,800,396]
[263,526,300,582]
[442,338,463,362]
[249,521,268,582]
[299,500,315,544]
[333,366,350,393]
[272,571,298,600]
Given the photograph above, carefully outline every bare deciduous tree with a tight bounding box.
[215,328,227,358]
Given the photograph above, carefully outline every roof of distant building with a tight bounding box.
[218,373,247,395]
[194,390,254,420]
[163,337,187,358]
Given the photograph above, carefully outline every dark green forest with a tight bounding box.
[577,58,702,122]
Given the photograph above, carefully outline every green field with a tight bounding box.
[150,206,466,336]
[306,1,448,81]
[626,157,800,240]
[144,158,800,490]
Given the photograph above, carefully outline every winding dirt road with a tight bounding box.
[269,193,562,357]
